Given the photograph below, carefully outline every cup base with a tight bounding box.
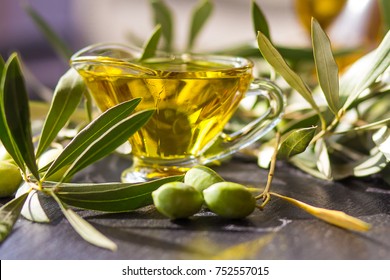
[121,157,197,183]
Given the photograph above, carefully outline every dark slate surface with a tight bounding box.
[1,155,390,260]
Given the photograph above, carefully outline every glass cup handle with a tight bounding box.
[201,79,285,164]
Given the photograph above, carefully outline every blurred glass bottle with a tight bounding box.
[294,0,384,71]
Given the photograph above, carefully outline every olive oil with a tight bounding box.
[76,57,252,162]
[295,0,347,32]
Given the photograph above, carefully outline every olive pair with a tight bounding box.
[152,166,256,219]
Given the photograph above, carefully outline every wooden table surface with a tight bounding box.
[1,155,390,260]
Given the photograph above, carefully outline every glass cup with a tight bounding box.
[70,44,285,182]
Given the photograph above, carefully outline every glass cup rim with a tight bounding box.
[70,42,254,72]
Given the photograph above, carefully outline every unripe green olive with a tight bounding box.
[152,182,203,219]
[184,165,224,194]
[203,182,256,219]
[0,161,22,197]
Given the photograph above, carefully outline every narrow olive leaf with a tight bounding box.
[270,192,371,232]
[140,25,162,61]
[187,0,213,51]
[290,157,330,180]
[1,56,26,172]
[278,127,317,159]
[373,126,390,160]
[44,99,153,180]
[23,3,73,60]
[2,54,39,180]
[0,192,29,242]
[379,0,390,33]
[61,109,154,181]
[0,55,4,74]
[251,0,270,40]
[332,149,388,180]
[353,151,388,177]
[315,138,332,180]
[36,69,85,157]
[149,0,174,52]
[311,18,340,115]
[257,32,320,113]
[334,117,390,134]
[0,56,25,171]
[51,192,117,251]
[341,30,390,110]
[83,89,94,123]
[52,175,183,212]
[15,182,50,223]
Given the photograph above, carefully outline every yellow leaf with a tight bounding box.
[271,192,371,232]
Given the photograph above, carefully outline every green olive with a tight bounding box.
[184,165,224,194]
[152,182,203,219]
[0,161,22,197]
[203,182,256,219]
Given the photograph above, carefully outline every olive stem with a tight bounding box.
[255,130,281,209]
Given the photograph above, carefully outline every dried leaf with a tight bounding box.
[271,192,371,232]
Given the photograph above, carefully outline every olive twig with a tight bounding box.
[255,130,281,209]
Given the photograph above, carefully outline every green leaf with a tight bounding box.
[0,192,29,242]
[257,32,320,113]
[341,30,390,110]
[334,117,390,134]
[251,0,270,40]
[332,148,388,180]
[36,69,85,158]
[149,0,174,52]
[0,55,4,75]
[44,99,154,181]
[51,192,117,251]
[23,3,73,60]
[379,0,390,34]
[187,0,213,51]
[315,139,332,180]
[140,25,162,61]
[373,126,390,161]
[52,175,183,212]
[278,127,317,159]
[311,18,340,115]
[1,54,39,179]
[0,56,25,170]
[353,151,388,177]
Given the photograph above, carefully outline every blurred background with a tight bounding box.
[0,0,384,95]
